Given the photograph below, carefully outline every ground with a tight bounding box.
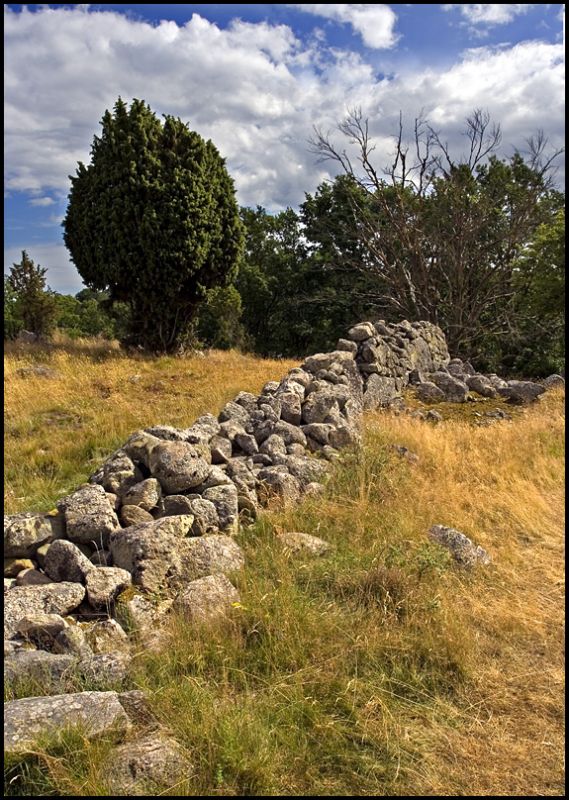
[4,337,565,796]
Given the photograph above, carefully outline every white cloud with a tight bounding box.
[29,196,55,207]
[442,4,534,27]
[3,4,564,223]
[291,4,399,49]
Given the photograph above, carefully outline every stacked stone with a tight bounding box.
[341,319,450,409]
[3,320,562,697]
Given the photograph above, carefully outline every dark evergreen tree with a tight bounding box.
[63,98,244,352]
[6,251,57,339]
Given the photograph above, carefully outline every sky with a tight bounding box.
[4,3,565,294]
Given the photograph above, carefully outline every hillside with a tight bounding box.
[4,337,564,796]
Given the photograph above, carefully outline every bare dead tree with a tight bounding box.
[308,107,563,355]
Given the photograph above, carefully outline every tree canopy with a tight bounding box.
[63,98,244,352]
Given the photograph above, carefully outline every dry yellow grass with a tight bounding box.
[3,339,565,796]
[4,336,297,514]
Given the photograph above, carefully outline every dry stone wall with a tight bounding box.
[4,318,562,758]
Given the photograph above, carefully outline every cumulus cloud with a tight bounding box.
[290,4,399,49]
[4,4,565,217]
[29,196,56,207]
[442,4,535,27]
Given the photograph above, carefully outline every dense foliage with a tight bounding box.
[63,98,244,352]
[7,105,564,376]
[5,251,57,340]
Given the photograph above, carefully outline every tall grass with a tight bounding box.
[4,340,564,796]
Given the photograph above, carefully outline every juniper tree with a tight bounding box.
[63,98,244,352]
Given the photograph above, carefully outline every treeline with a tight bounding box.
[4,101,565,377]
[5,178,565,377]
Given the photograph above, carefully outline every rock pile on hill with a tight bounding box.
[4,318,562,761]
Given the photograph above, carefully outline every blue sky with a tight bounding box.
[4,3,565,294]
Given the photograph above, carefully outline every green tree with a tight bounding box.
[63,98,244,352]
[311,109,564,361]
[6,251,57,339]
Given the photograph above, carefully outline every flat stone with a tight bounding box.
[174,574,240,622]
[5,582,85,639]
[4,512,64,558]
[278,531,332,556]
[4,691,131,755]
[106,734,190,795]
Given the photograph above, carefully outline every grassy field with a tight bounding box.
[4,339,565,796]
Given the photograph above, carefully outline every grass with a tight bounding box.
[4,334,297,514]
[3,340,565,796]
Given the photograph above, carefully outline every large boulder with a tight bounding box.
[105,735,190,796]
[149,441,211,493]
[44,540,94,583]
[4,512,64,558]
[363,375,399,410]
[178,535,245,583]
[430,372,469,403]
[5,582,85,639]
[58,484,120,548]
[174,574,240,622]
[4,691,131,755]
[497,381,546,404]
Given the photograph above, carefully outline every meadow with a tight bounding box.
[4,337,565,796]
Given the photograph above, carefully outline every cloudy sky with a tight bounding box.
[4,3,565,294]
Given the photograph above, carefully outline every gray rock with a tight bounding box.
[44,539,94,583]
[16,613,68,648]
[122,478,162,512]
[149,440,211,493]
[120,505,155,527]
[197,465,235,490]
[278,531,332,556]
[302,351,355,374]
[498,380,546,404]
[202,484,239,532]
[336,338,358,354]
[347,322,376,341]
[218,401,250,427]
[185,497,220,535]
[15,568,54,587]
[302,391,340,424]
[106,734,190,796]
[431,372,469,403]
[466,374,498,398]
[234,431,259,456]
[273,420,308,447]
[5,582,85,639]
[84,619,129,654]
[279,391,302,425]
[53,625,92,657]
[428,525,491,568]
[259,433,288,460]
[233,391,259,414]
[4,512,64,558]
[174,574,240,622]
[110,517,193,592]
[90,449,144,496]
[58,484,120,548]
[210,434,232,464]
[542,374,565,390]
[5,650,76,689]
[363,375,399,410]
[257,468,301,504]
[4,691,131,755]
[425,409,443,422]
[185,413,221,444]
[86,567,132,608]
[180,535,245,582]
[414,381,446,403]
[122,430,161,469]
[301,423,334,446]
